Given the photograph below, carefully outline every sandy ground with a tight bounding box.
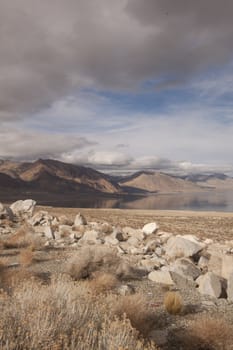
[41,207,233,242]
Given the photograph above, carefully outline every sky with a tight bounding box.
[1,0,233,174]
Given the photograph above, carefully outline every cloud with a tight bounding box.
[61,150,133,168]
[1,0,233,120]
[0,125,95,160]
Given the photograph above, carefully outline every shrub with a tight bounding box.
[164,291,183,315]
[67,245,120,280]
[186,316,233,350]
[0,276,160,350]
[113,293,156,336]
[88,272,119,295]
[19,246,34,266]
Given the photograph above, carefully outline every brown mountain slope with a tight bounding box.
[119,171,204,193]
[0,159,121,194]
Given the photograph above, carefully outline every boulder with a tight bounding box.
[74,213,87,226]
[58,215,73,226]
[165,235,203,259]
[197,272,222,298]
[148,270,174,285]
[10,199,36,219]
[208,252,233,279]
[79,230,101,244]
[59,225,74,238]
[142,222,159,236]
[0,202,6,218]
[104,235,119,246]
[29,211,53,226]
[112,228,128,242]
[227,272,233,301]
[141,258,162,271]
[169,258,201,280]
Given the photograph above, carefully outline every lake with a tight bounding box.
[33,190,233,212]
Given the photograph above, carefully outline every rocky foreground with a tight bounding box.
[1,199,233,349]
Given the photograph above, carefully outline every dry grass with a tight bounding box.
[3,224,34,249]
[164,291,183,315]
[19,246,34,266]
[67,245,121,280]
[0,276,159,350]
[88,272,119,295]
[113,293,156,336]
[185,316,233,350]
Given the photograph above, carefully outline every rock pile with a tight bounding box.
[1,199,233,302]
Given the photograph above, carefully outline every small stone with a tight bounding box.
[142,222,159,236]
[74,213,87,226]
[117,284,135,296]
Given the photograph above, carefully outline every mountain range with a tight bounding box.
[0,159,233,202]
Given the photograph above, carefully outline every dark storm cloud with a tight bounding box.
[0,0,233,120]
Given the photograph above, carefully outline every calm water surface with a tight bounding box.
[38,191,233,212]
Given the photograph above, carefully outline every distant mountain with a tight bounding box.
[119,171,206,193]
[0,159,121,195]
[0,159,233,202]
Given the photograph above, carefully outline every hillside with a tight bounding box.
[119,171,205,193]
[0,159,121,194]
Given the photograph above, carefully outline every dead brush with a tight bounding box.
[3,225,34,249]
[0,277,160,350]
[185,316,233,350]
[19,246,34,267]
[88,272,119,295]
[164,291,183,315]
[67,245,121,280]
[112,293,156,336]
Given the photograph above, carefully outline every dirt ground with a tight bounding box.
[42,206,233,242]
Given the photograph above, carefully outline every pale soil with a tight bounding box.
[41,207,233,242]
[2,207,233,349]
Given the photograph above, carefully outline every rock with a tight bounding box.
[42,226,55,239]
[100,222,113,234]
[145,239,158,253]
[117,284,135,296]
[157,231,172,243]
[59,215,73,226]
[58,225,74,238]
[141,258,162,271]
[227,272,233,301]
[208,252,233,279]
[198,256,209,270]
[10,199,36,219]
[142,222,159,236]
[197,272,222,298]
[122,226,143,238]
[0,203,6,218]
[165,235,204,259]
[112,228,128,242]
[29,211,53,226]
[127,236,140,246]
[148,329,168,346]
[148,270,174,285]
[104,235,119,246]
[169,258,201,280]
[74,213,87,226]
[79,230,101,244]
[222,255,233,279]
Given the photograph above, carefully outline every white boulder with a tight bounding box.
[165,235,203,259]
[10,199,36,219]
[142,222,159,236]
[148,270,174,285]
[197,272,222,298]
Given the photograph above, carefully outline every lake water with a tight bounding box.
[37,190,233,212]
